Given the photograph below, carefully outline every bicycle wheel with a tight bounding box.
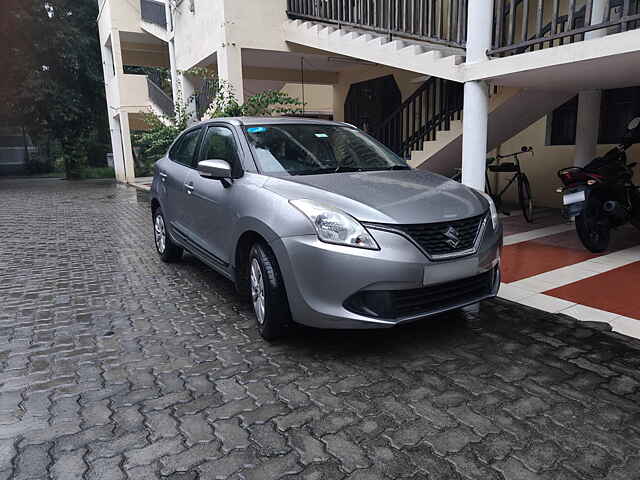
[518,173,534,222]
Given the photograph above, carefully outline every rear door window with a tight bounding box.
[171,128,202,167]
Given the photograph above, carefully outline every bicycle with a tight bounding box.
[451,146,535,223]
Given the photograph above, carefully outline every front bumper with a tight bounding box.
[271,224,502,330]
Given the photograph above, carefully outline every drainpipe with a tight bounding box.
[461,0,494,191]
[165,0,179,105]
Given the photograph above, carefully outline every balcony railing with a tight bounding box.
[140,0,167,29]
[287,0,468,48]
[489,0,640,57]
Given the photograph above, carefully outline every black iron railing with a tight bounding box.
[371,77,463,158]
[140,0,167,29]
[147,77,174,117]
[287,0,468,48]
[489,0,640,56]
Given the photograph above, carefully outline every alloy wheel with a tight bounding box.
[154,214,166,254]
[250,258,266,324]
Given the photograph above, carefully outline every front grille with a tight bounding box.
[372,214,486,258]
[344,269,496,319]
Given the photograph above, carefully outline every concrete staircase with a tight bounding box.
[283,19,466,82]
[409,87,576,175]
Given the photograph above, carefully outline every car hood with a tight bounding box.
[263,170,488,224]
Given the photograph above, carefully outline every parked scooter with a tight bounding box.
[557,117,640,253]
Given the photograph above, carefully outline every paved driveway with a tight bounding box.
[1,178,640,480]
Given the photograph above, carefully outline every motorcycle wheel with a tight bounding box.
[575,197,610,253]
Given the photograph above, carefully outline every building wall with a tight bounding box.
[173,0,291,71]
[280,84,333,117]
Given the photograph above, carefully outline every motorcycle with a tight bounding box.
[557,117,640,253]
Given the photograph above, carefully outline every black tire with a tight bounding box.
[153,207,183,262]
[248,242,291,340]
[518,174,534,223]
[575,197,610,253]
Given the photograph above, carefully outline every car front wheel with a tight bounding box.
[249,242,291,340]
[153,208,183,262]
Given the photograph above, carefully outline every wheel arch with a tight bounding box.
[232,220,279,294]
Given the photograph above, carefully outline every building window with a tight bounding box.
[549,87,640,146]
[599,87,640,144]
[549,96,578,146]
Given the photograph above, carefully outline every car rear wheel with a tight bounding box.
[249,242,291,340]
[153,208,183,262]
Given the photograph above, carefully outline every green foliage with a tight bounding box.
[1,0,108,179]
[134,70,304,174]
[77,166,116,179]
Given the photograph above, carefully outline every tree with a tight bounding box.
[1,0,108,178]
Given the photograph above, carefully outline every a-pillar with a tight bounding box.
[461,0,494,191]
[217,43,245,105]
[574,0,607,167]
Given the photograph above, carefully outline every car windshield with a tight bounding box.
[244,124,409,175]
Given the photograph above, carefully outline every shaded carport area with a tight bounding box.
[1,178,640,479]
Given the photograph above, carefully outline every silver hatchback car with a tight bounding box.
[151,118,502,339]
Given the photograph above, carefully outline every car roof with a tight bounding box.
[195,116,355,128]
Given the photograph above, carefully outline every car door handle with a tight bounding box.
[184,183,195,194]
[159,172,167,182]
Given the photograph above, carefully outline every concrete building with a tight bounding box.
[97,0,640,208]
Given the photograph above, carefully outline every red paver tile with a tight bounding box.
[501,242,598,283]
[545,261,640,320]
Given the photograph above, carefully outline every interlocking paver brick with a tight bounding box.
[179,412,213,445]
[123,437,183,469]
[159,441,221,475]
[323,431,372,473]
[51,448,88,479]
[249,422,290,457]
[213,417,250,452]
[3,179,640,479]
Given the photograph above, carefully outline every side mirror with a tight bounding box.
[198,159,231,179]
[628,117,640,131]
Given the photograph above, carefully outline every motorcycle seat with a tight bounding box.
[488,162,518,173]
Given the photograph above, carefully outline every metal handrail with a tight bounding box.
[287,0,468,49]
[489,0,639,57]
[371,76,463,158]
[147,77,174,117]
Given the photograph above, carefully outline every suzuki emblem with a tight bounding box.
[443,226,461,248]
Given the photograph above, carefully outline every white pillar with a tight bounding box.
[574,0,606,167]
[111,115,127,183]
[218,44,244,104]
[574,90,602,167]
[461,0,494,190]
[462,82,490,190]
[119,113,136,182]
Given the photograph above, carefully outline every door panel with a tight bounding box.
[165,128,202,236]
[184,126,241,265]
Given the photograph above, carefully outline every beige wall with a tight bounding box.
[173,0,291,71]
[281,84,333,116]
[121,45,170,68]
[491,115,640,208]
[98,0,145,36]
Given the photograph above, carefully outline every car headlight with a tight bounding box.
[290,199,379,250]
[478,191,499,230]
